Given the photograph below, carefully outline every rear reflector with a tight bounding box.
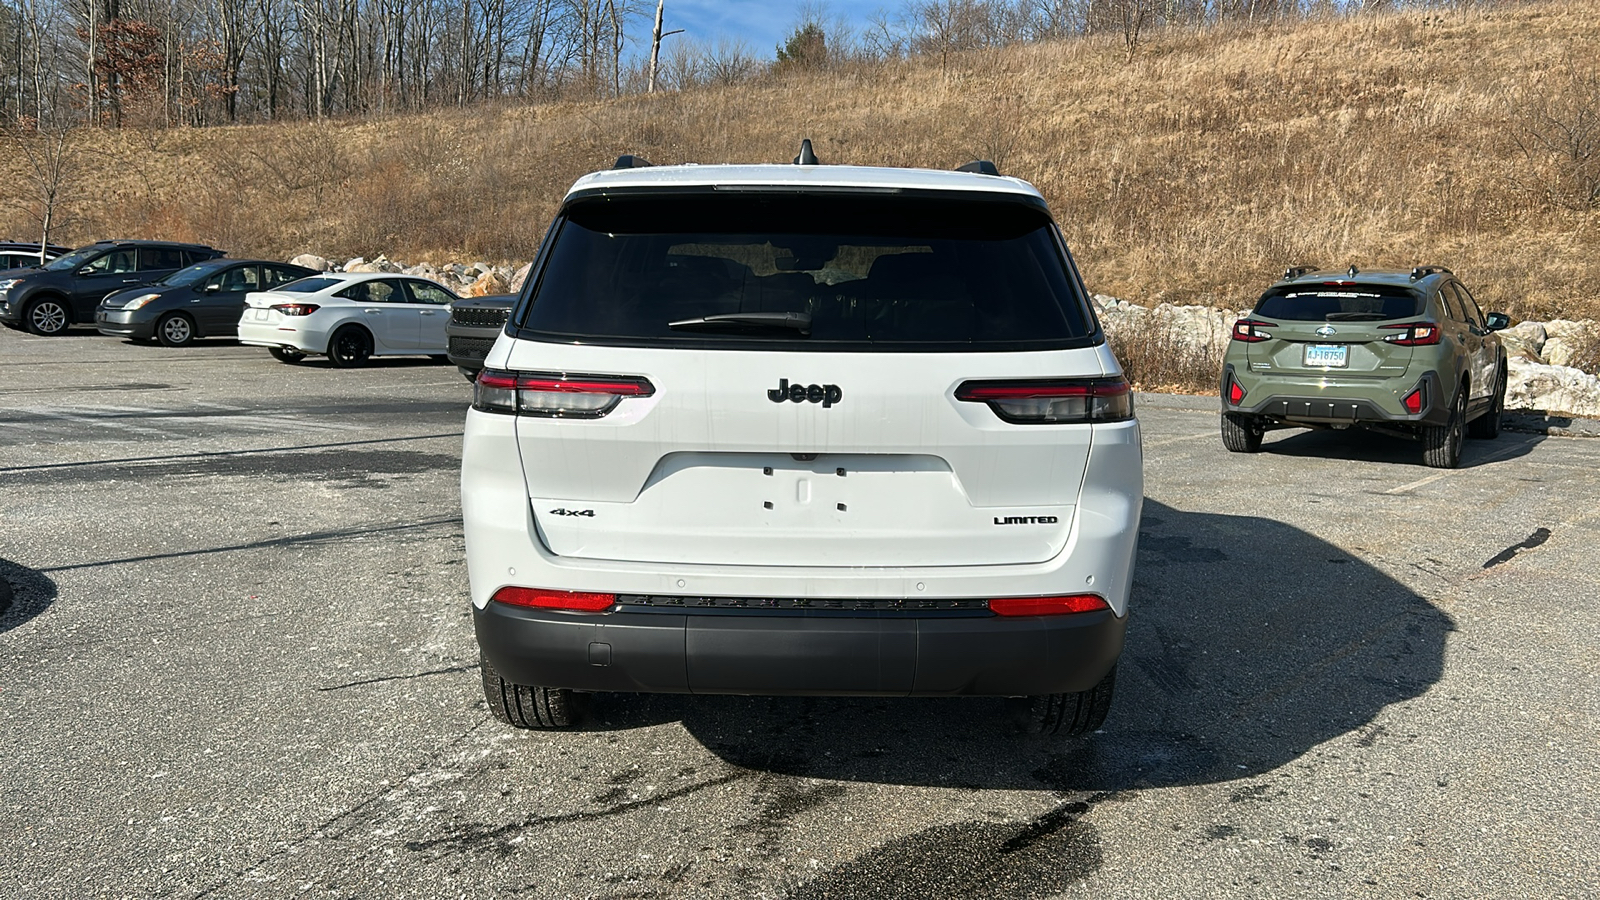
[1228,377,1245,405]
[491,586,616,612]
[1402,387,1424,415]
[474,370,655,419]
[954,377,1133,424]
[988,594,1110,617]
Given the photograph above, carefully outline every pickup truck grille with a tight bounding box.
[451,306,510,328]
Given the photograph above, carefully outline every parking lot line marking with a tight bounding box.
[1384,440,1539,494]
[0,432,464,474]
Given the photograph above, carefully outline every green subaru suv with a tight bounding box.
[1220,265,1510,468]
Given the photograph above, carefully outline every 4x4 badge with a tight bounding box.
[548,508,595,517]
[1315,325,1337,337]
[767,378,842,408]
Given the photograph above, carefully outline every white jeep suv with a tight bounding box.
[461,150,1143,735]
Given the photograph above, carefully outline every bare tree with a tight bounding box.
[4,120,78,258]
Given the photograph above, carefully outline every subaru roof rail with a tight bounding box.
[956,160,999,176]
[1282,265,1318,281]
[793,139,819,166]
[613,154,654,169]
[1410,265,1452,281]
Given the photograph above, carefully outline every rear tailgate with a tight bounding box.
[508,343,1105,568]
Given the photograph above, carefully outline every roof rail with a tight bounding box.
[1409,265,1452,281]
[613,154,653,169]
[793,139,819,166]
[956,160,999,176]
[1282,265,1318,281]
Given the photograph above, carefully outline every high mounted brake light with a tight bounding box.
[474,370,655,419]
[1231,319,1276,342]
[271,303,320,316]
[492,586,616,612]
[954,377,1133,424]
[988,594,1109,616]
[1380,322,1441,346]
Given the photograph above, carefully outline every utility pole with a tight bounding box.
[646,0,684,94]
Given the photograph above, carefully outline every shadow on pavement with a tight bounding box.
[1259,421,1541,468]
[592,499,1453,795]
[0,558,58,635]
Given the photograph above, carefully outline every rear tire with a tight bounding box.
[1220,413,1264,453]
[155,312,196,347]
[1027,664,1116,736]
[481,657,585,729]
[23,298,69,335]
[1423,389,1466,468]
[269,347,306,364]
[327,325,373,368]
[1468,365,1505,439]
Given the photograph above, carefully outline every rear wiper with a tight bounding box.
[668,311,812,335]
[1324,312,1390,321]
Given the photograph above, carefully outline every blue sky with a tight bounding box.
[637,1,883,60]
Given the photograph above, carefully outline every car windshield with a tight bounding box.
[516,191,1097,351]
[162,262,227,286]
[276,276,343,294]
[1254,285,1425,321]
[43,247,102,272]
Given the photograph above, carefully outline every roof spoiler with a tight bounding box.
[1410,265,1452,281]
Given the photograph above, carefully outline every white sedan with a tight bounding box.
[237,272,462,367]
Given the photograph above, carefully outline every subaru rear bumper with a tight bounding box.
[474,600,1125,697]
[1223,365,1449,427]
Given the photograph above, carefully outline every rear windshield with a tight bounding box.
[513,191,1098,351]
[1254,285,1425,321]
[276,276,342,294]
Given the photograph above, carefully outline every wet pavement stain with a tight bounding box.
[785,802,1104,900]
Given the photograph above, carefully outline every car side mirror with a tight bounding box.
[77,267,93,277]
[1485,312,1510,331]
[203,283,222,293]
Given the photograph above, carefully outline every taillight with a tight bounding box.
[1402,387,1424,414]
[1381,322,1441,346]
[989,594,1109,616]
[954,377,1133,424]
[474,370,655,419]
[1231,319,1277,342]
[491,586,616,612]
[271,303,320,316]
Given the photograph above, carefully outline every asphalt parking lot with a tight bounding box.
[2,326,1597,900]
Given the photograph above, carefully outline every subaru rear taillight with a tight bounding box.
[474,370,655,419]
[491,586,616,612]
[271,303,320,316]
[954,377,1133,424]
[1381,322,1441,346]
[1231,319,1277,342]
[988,594,1109,616]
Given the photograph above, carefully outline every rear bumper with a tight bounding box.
[474,600,1125,697]
[237,319,326,353]
[1223,365,1448,427]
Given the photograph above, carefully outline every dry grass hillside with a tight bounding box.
[6,1,1600,320]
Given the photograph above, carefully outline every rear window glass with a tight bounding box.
[1254,285,1424,321]
[277,277,341,294]
[515,192,1096,351]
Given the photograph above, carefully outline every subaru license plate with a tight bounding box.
[1304,344,1348,368]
